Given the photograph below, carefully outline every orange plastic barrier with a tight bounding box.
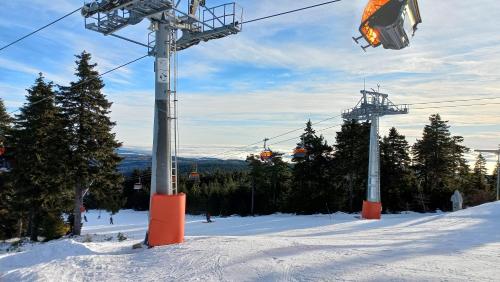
[362,200,382,220]
[148,193,186,246]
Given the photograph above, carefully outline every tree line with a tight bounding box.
[123,118,497,218]
[0,51,497,241]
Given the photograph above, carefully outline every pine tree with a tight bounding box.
[380,127,414,212]
[57,52,123,235]
[0,98,12,140]
[492,163,499,200]
[0,98,16,239]
[289,120,333,214]
[11,74,71,241]
[466,154,493,206]
[331,120,370,212]
[412,114,469,211]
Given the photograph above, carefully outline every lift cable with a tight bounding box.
[411,101,500,110]
[242,0,342,24]
[189,98,500,161]
[1,0,343,53]
[4,0,345,113]
[126,121,344,181]
[8,54,149,115]
[126,97,500,182]
[408,96,500,106]
[0,7,82,53]
[207,95,500,159]
[204,114,342,159]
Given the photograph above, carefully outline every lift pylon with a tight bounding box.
[342,88,409,219]
[81,0,243,246]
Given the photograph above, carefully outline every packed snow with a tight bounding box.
[1,202,500,281]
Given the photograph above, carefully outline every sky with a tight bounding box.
[1,0,500,172]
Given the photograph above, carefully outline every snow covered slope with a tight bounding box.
[1,202,500,281]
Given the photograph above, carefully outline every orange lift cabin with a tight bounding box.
[293,137,307,159]
[293,147,307,159]
[188,162,201,182]
[260,138,274,162]
[353,0,422,51]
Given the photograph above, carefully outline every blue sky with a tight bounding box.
[1,0,500,171]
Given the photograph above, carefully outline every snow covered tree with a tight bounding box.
[11,74,71,241]
[412,114,469,211]
[57,52,123,235]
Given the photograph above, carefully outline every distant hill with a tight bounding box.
[117,148,248,176]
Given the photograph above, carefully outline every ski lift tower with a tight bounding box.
[81,0,242,246]
[475,146,500,201]
[342,88,409,219]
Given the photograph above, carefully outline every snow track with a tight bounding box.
[1,202,500,281]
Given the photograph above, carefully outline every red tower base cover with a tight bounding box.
[148,193,186,246]
[362,200,382,220]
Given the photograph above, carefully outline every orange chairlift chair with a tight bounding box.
[260,138,273,162]
[353,0,422,51]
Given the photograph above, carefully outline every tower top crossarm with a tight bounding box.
[342,89,409,121]
[81,0,243,52]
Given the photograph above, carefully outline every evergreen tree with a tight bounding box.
[0,98,12,140]
[380,127,414,212]
[11,74,71,241]
[492,163,499,200]
[331,120,370,212]
[57,52,123,235]
[466,154,493,206]
[412,114,469,211]
[0,98,16,239]
[289,120,333,214]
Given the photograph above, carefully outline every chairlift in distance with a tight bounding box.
[188,162,200,182]
[260,138,274,162]
[134,176,143,190]
[353,0,422,51]
[293,137,307,159]
[0,143,11,173]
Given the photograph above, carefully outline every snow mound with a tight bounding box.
[0,239,94,278]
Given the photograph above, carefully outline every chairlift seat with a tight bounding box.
[359,0,421,50]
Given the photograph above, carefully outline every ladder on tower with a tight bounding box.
[170,93,178,194]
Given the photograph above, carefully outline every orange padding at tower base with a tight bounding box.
[148,193,186,246]
[362,200,382,220]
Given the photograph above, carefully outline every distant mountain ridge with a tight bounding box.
[117,148,248,176]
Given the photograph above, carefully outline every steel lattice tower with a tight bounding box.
[342,89,409,219]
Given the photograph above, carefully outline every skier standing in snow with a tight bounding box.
[110,216,114,225]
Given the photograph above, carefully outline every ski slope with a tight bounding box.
[1,202,500,281]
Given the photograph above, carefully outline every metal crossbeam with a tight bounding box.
[342,89,409,121]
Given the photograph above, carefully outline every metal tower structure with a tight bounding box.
[475,146,500,201]
[81,0,242,246]
[342,88,409,219]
